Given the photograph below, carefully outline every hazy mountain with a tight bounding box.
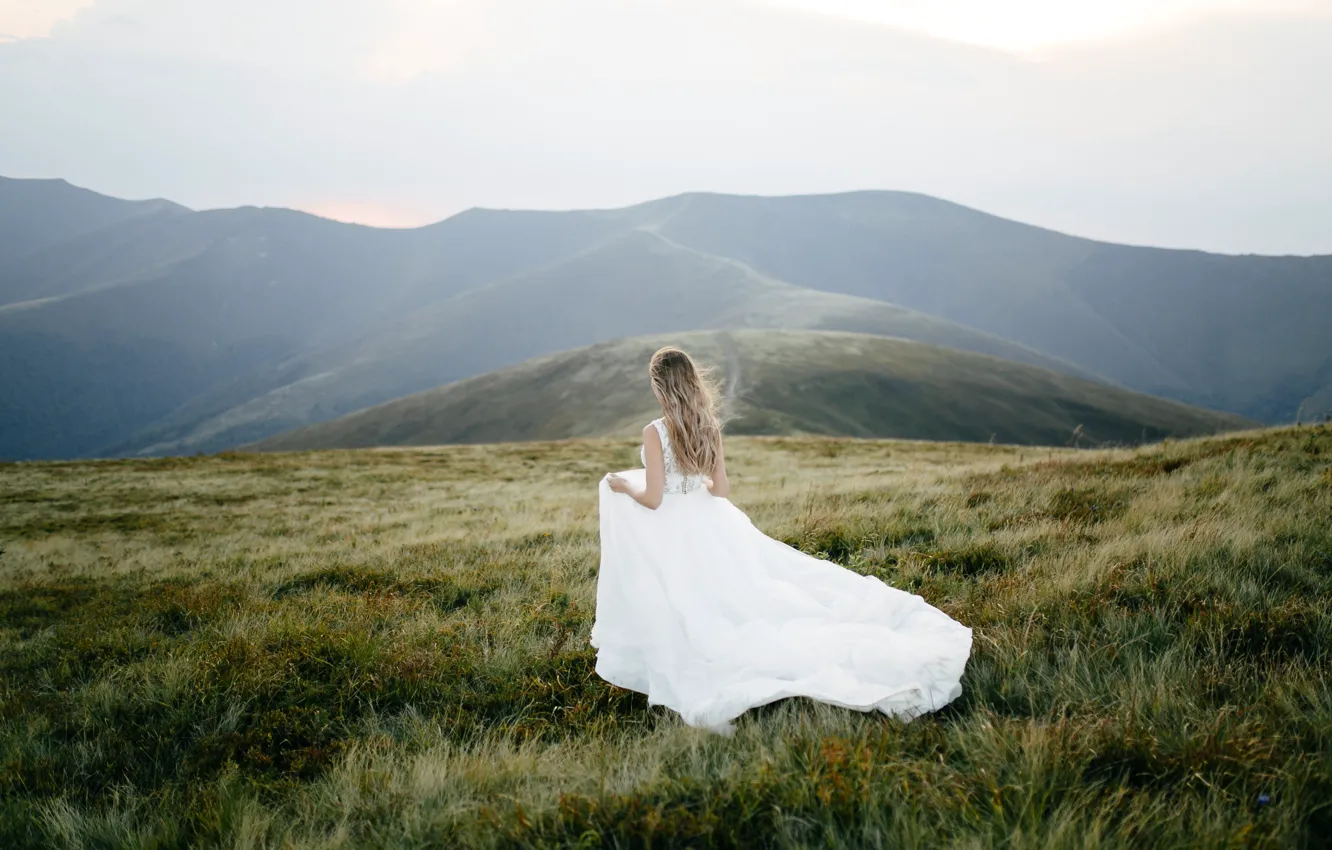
[252,330,1252,452]
[0,176,187,268]
[1,178,1325,460]
[650,192,1332,421]
[113,230,1075,457]
[0,194,635,459]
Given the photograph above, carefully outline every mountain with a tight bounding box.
[0,176,187,268]
[647,193,1332,422]
[0,198,638,459]
[251,330,1253,451]
[0,178,1325,459]
[113,230,1082,457]
[0,185,1078,459]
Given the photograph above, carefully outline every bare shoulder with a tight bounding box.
[642,422,662,443]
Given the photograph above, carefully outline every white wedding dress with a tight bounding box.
[591,419,973,733]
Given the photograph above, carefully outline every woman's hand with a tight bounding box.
[605,473,632,494]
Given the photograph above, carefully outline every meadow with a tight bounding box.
[0,427,1329,848]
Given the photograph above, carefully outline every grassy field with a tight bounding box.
[0,427,1329,847]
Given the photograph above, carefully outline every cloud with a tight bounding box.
[0,0,95,39]
[0,0,1328,253]
[759,0,1330,50]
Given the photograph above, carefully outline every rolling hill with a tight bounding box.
[252,330,1253,451]
[1,177,1326,459]
[648,193,1332,421]
[0,196,1081,459]
[118,231,1081,457]
[0,200,640,459]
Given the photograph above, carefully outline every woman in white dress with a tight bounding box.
[594,347,972,733]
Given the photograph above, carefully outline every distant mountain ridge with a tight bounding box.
[646,192,1332,420]
[0,176,187,266]
[1,176,1327,459]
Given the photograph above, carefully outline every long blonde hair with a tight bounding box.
[649,346,722,476]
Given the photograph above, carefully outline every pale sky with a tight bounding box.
[1,0,1329,253]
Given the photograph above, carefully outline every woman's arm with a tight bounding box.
[708,437,730,498]
[606,424,666,510]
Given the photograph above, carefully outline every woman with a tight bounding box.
[592,346,972,733]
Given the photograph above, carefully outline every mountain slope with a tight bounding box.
[0,176,187,268]
[0,197,637,459]
[2,177,1327,459]
[0,208,429,459]
[253,330,1252,451]
[122,231,1089,457]
[652,192,1332,419]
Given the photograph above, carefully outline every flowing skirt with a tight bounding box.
[591,469,973,733]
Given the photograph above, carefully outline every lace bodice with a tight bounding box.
[641,418,709,495]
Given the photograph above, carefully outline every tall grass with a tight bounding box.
[0,428,1329,847]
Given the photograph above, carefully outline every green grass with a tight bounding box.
[1,427,1330,847]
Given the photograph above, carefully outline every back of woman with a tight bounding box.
[641,418,708,496]
[594,346,971,734]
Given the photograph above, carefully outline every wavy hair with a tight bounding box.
[649,346,722,476]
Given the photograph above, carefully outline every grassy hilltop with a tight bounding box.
[1,427,1330,847]
[252,330,1251,453]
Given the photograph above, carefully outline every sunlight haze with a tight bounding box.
[761,0,1321,51]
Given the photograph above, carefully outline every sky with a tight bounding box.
[0,0,1328,254]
